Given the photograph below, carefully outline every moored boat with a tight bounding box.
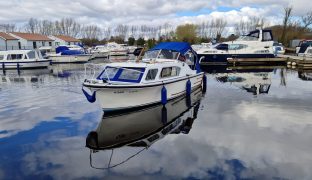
[82,42,205,111]
[0,50,50,69]
[197,29,275,65]
[48,45,91,63]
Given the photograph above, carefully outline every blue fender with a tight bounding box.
[186,79,191,96]
[82,88,96,103]
[161,86,167,105]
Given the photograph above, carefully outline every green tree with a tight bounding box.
[128,37,135,46]
[137,37,145,46]
[147,38,156,49]
[175,24,198,44]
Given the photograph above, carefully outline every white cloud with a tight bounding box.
[0,0,311,28]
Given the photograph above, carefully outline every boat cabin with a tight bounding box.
[0,50,43,61]
[94,43,197,84]
[236,29,273,42]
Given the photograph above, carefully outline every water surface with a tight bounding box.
[0,63,312,179]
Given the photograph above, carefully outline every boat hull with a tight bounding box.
[0,60,51,69]
[50,55,91,64]
[84,73,204,111]
[91,52,109,59]
[198,53,276,65]
[109,50,128,56]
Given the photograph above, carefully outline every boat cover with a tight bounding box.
[150,42,194,55]
[56,46,84,55]
[56,46,69,54]
[61,50,84,55]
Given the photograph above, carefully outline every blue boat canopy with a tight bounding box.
[149,42,194,55]
[56,46,69,54]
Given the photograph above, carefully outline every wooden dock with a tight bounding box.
[277,54,312,68]
[225,55,312,69]
[227,57,286,66]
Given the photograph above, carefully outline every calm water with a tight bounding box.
[0,62,312,180]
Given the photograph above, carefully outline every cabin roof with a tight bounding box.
[54,35,80,42]
[0,50,33,55]
[150,42,193,55]
[10,32,52,41]
[0,32,18,40]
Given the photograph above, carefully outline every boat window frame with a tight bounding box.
[97,66,145,83]
[160,66,181,79]
[0,55,4,60]
[7,54,24,60]
[145,69,159,81]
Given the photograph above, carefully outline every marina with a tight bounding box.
[1,1,312,179]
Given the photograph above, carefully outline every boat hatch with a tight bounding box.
[97,66,145,83]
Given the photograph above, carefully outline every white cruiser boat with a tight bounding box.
[82,42,204,111]
[197,29,275,65]
[297,40,312,59]
[0,50,50,69]
[48,45,91,63]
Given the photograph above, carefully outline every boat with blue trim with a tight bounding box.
[48,45,91,63]
[82,42,205,111]
[0,50,51,69]
[197,29,275,65]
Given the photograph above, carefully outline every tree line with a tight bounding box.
[0,9,311,47]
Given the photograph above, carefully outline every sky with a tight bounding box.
[0,0,311,28]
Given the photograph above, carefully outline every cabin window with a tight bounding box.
[228,44,248,50]
[0,55,4,60]
[27,51,36,59]
[49,42,52,46]
[97,67,145,83]
[145,69,158,80]
[7,54,23,60]
[118,68,143,81]
[143,50,160,59]
[263,31,273,41]
[158,50,179,59]
[160,67,180,78]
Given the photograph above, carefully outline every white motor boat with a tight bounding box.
[197,29,275,65]
[106,42,129,56]
[82,42,205,111]
[48,45,91,63]
[297,40,312,58]
[90,45,109,59]
[0,50,50,69]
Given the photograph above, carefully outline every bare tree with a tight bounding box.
[281,6,293,45]
[301,11,312,29]
[0,23,16,32]
[25,18,39,33]
[235,16,266,35]
[82,25,101,39]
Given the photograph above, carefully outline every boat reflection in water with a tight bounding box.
[86,87,203,169]
[0,69,51,85]
[298,69,312,81]
[216,72,272,95]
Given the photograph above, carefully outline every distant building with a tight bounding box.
[0,32,19,51]
[9,32,54,50]
[289,39,302,48]
[49,35,80,46]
